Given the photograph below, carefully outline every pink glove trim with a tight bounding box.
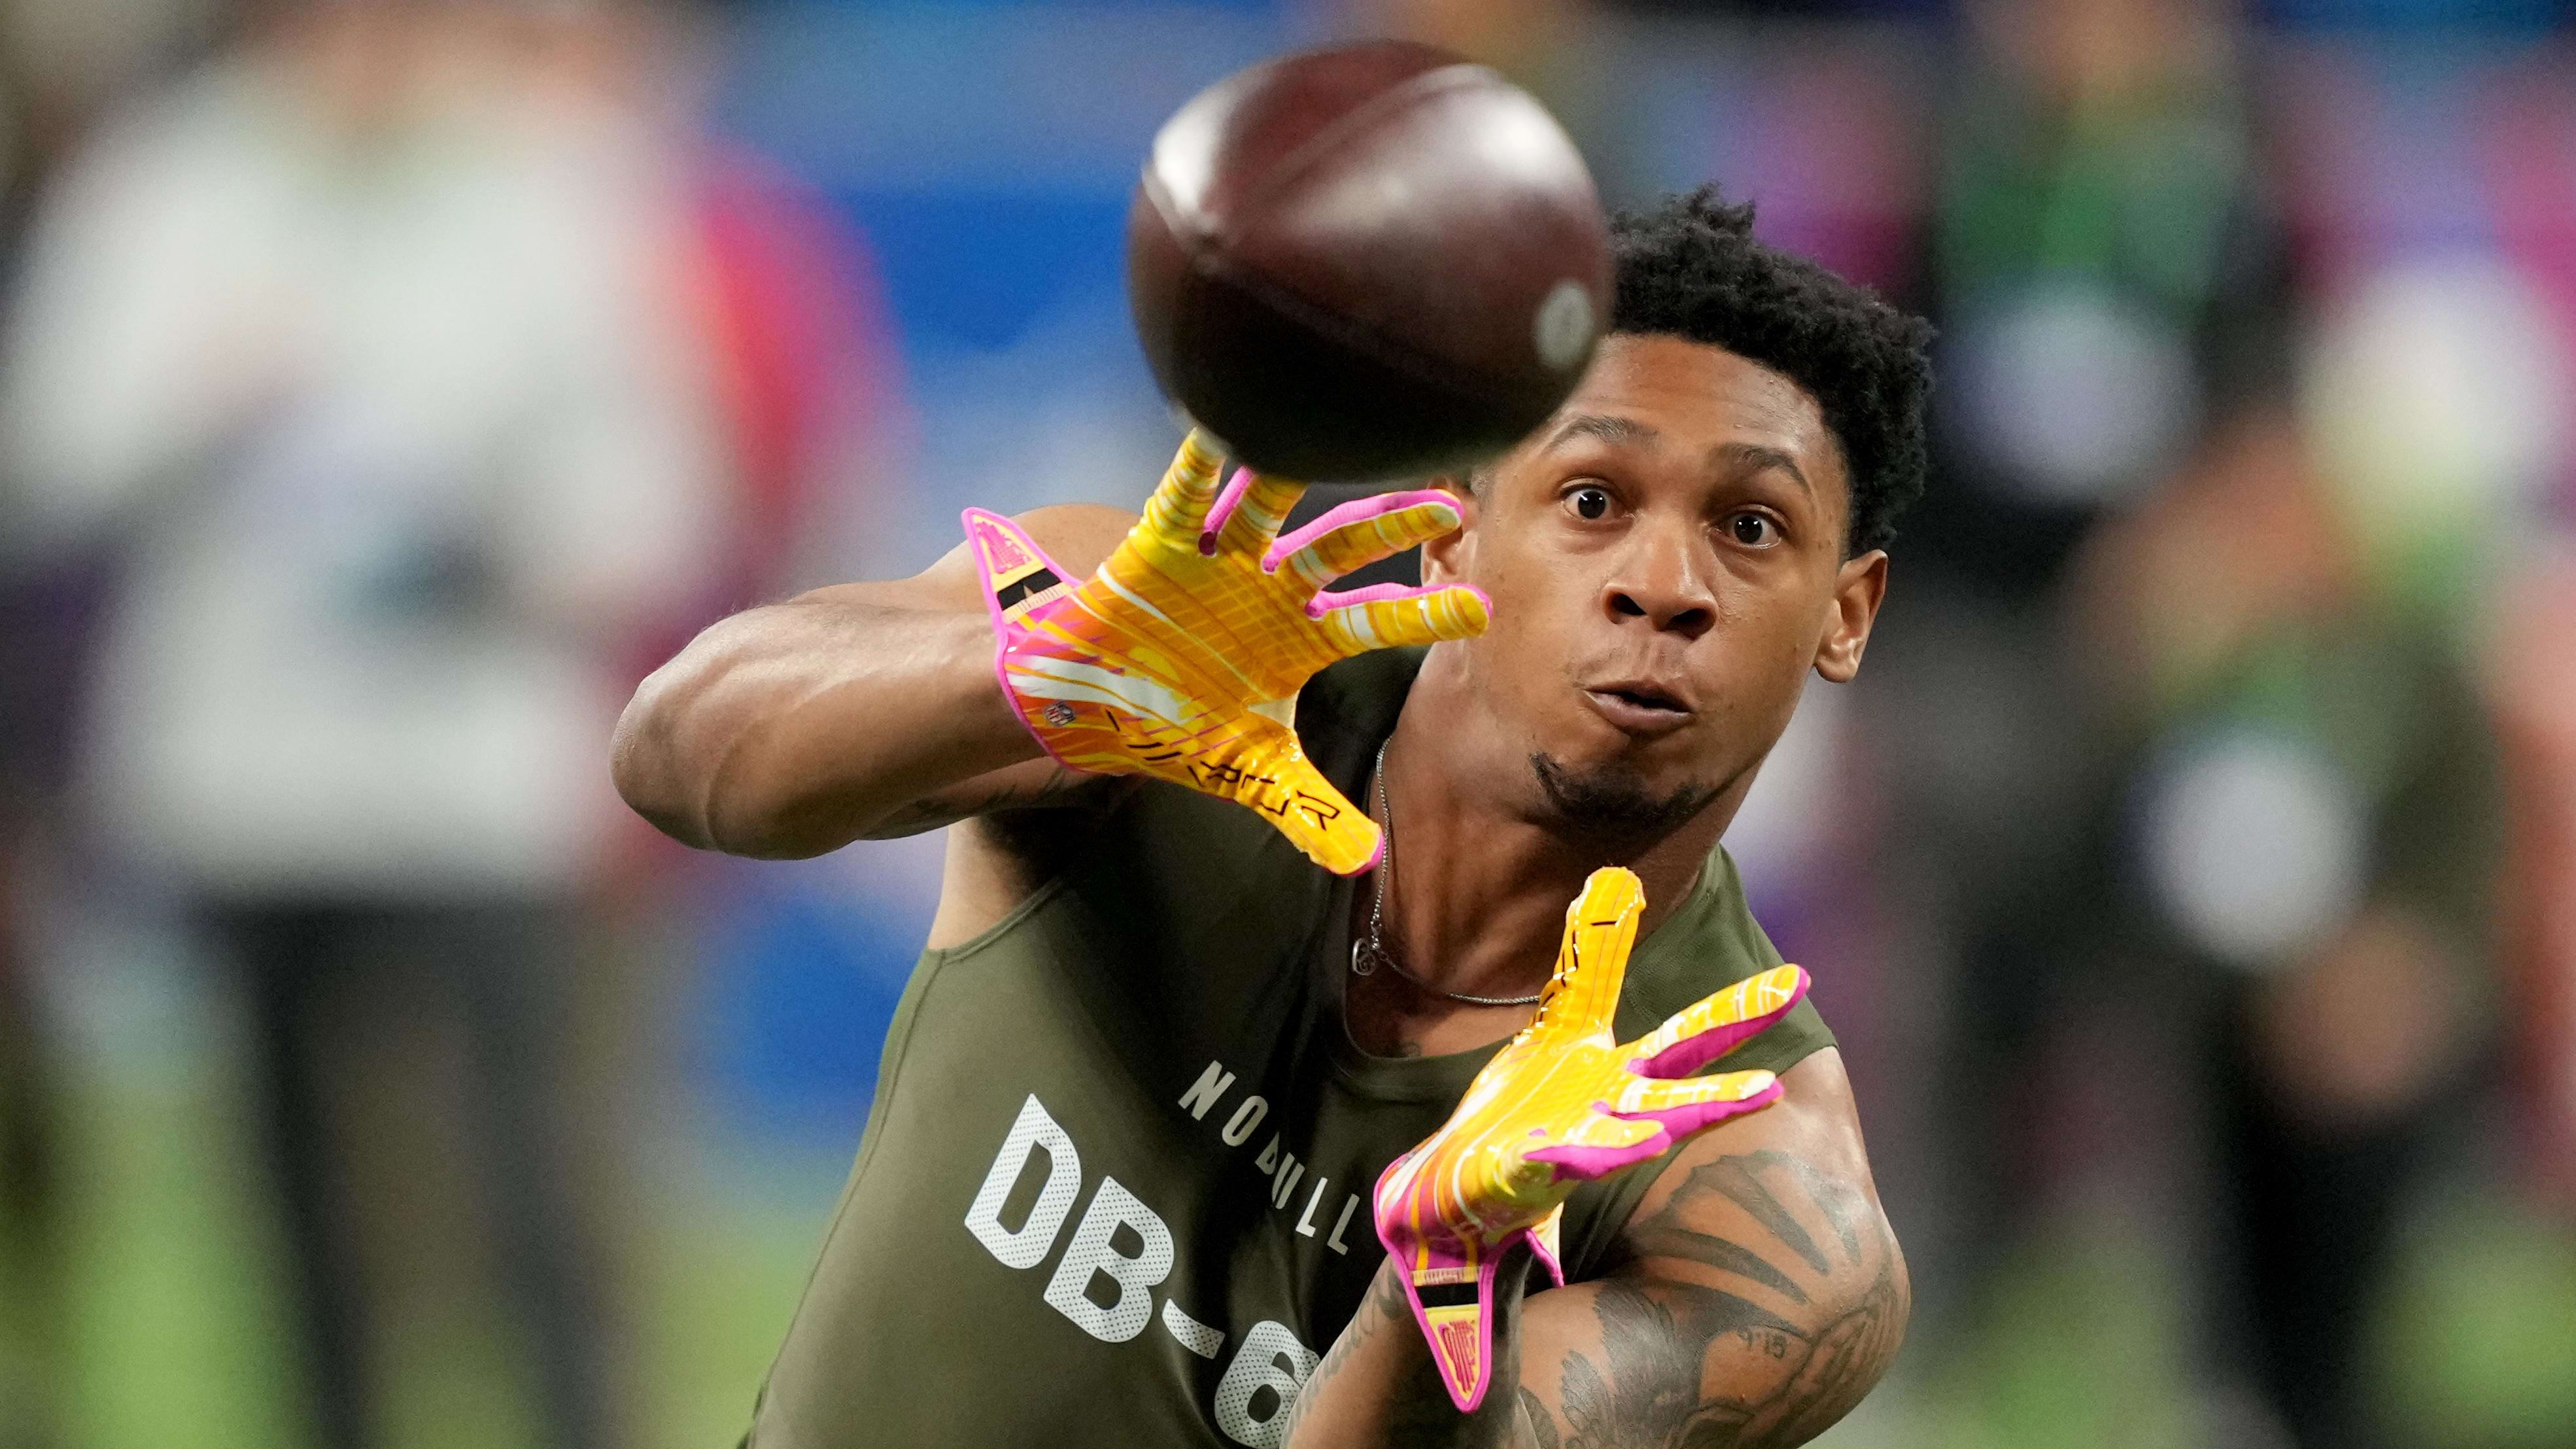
[1524,1134,1671,1179]
[1626,966,1811,1078]
[1307,581,1493,621]
[1261,489,1458,573]
[961,507,1086,775]
[1621,1082,1786,1140]
[1373,1160,1518,1414]
[1352,833,1388,875]
[1200,465,1258,554]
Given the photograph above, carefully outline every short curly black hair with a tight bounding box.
[1610,186,1932,555]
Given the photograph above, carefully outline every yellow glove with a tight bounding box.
[1372,867,1810,1410]
[964,430,1489,875]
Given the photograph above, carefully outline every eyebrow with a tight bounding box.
[1543,413,1659,451]
[1713,440,1812,498]
[1543,413,1818,499]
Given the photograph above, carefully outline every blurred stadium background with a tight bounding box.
[2,0,2573,1446]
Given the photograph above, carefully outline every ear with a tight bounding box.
[1418,474,1479,585]
[1813,550,1887,684]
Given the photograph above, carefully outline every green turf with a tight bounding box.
[2371,1188,2576,1449]
[56,1073,302,1449]
[25,1042,2576,1449]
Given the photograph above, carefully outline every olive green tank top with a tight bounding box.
[746,648,1832,1448]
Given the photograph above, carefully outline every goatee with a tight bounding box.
[1528,752,1721,853]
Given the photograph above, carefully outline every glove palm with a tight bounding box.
[965,431,1488,874]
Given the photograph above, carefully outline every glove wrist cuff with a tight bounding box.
[1371,1157,1566,1415]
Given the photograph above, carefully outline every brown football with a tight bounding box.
[1127,41,1612,481]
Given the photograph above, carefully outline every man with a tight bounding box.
[614,188,1932,1448]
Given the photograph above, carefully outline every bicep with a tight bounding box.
[1513,1051,1909,1449]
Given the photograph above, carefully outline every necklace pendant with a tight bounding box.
[1350,939,1388,977]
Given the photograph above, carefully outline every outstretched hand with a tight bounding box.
[965,429,1489,875]
[1372,867,1809,1411]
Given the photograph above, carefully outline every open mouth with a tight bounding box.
[1582,680,1694,735]
[1598,685,1685,714]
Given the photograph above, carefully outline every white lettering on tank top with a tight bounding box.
[1042,1176,1175,1342]
[960,1094,1326,1437]
[1173,1058,1367,1257]
[962,1094,1082,1270]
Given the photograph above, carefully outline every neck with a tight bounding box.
[1374,671,1751,1004]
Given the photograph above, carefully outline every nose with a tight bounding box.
[1601,523,1717,640]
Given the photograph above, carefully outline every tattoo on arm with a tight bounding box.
[1549,1149,1906,1449]
[1519,1388,1562,1449]
[1281,1259,1411,1444]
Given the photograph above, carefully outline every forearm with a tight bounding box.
[1284,1252,1546,1449]
[611,590,1040,857]
[1292,1056,1908,1449]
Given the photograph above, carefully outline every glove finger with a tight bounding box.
[1205,724,1382,876]
[1624,965,1810,1079]
[963,508,1081,632]
[1314,584,1492,654]
[1607,1068,1785,1140]
[1524,1114,1670,1181]
[1264,491,1463,589]
[1137,430,1228,541]
[1530,867,1645,1040]
[1202,466,1307,555]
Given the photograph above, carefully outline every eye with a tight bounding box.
[1728,512,1777,548]
[1566,485,1613,521]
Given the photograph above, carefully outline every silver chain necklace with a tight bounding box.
[1349,737,1545,1008]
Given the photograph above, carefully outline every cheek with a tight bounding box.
[1446,544,1594,708]
[1475,519,1590,604]
[1462,548,1590,655]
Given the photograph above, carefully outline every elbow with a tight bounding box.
[611,667,717,851]
[1835,1219,1911,1422]
[611,671,878,861]
[1783,1218,1910,1446]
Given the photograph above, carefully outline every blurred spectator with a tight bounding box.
[1921,0,2287,597]
[1,4,220,1442]
[1878,4,2529,1446]
[1864,0,2292,1348]
[2493,544,2576,1212]
[2073,385,2505,1448]
[0,1,738,1446]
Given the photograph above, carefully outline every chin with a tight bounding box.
[1524,748,1724,850]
